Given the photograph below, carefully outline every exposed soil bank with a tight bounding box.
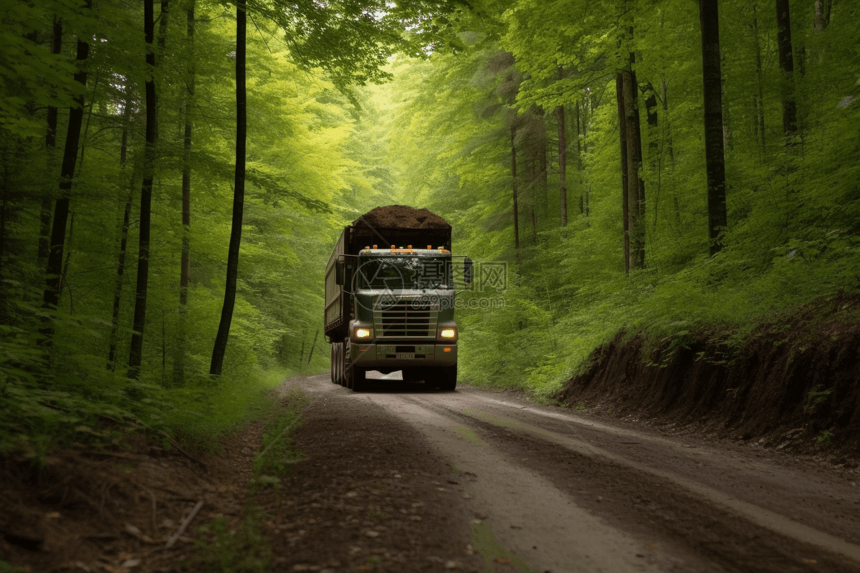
[557,296,860,458]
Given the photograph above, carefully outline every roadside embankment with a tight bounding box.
[557,296,860,458]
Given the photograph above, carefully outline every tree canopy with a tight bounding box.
[1,0,858,451]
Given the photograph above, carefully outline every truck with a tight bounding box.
[324,205,471,392]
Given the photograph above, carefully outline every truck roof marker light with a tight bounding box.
[407,245,412,249]
[373,245,377,248]
[427,245,432,249]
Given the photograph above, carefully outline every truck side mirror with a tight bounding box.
[464,257,473,285]
[335,257,344,285]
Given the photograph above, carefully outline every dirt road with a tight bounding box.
[278,373,860,572]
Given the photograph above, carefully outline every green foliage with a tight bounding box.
[251,388,308,490]
[0,558,26,573]
[816,430,834,448]
[2,0,860,452]
[804,388,833,413]
[193,505,272,573]
[367,0,860,398]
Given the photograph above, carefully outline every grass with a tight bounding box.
[0,363,298,459]
[192,385,308,571]
[192,506,272,573]
[458,227,860,402]
[251,387,309,492]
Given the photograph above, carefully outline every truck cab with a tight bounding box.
[325,207,469,392]
[342,246,460,390]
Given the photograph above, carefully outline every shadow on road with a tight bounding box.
[359,370,454,394]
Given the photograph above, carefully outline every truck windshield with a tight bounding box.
[355,257,452,290]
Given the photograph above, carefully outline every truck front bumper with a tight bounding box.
[349,342,457,369]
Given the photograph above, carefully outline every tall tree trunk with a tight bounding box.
[775,0,798,140]
[622,56,646,269]
[539,134,548,217]
[60,212,75,312]
[174,0,195,386]
[306,329,319,365]
[643,84,659,228]
[180,0,194,308]
[511,125,519,250]
[108,187,135,369]
[616,73,630,276]
[210,0,247,376]
[76,71,100,172]
[661,78,676,169]
[157,0,170,52]
[153,0,170,142]
[579,100,589,217]
[42,0,91,323]
[128,0,159,379]
[39,17,63,266]
[699,0,729,255]
[107,92,136,370]
[575,102,584,215]
[531,207,537,243]
[661,80,681,227]
[555,105,567,227]
[751,6,767,153]
[814,0,826,32]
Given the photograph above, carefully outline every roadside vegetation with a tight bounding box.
[0,0,451,455]
[372,1,860,398]
[191,389,305,573]
[1,0,858,458]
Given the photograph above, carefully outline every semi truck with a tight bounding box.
[324,206,471,391]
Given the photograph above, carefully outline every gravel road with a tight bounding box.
[278,373,860,572]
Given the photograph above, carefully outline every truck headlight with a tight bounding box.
[355,327,372,338]
[440,328,457,339]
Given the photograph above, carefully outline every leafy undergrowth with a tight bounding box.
[0,378,310,573]
[192,505,273,573]
[250,389,309,490]
[460,251,860,402]
[0,363,306,462]
[190,388,307,572]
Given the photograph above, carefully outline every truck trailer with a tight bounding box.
[324,206,470,391]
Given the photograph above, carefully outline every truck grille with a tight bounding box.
[372,298,437,339]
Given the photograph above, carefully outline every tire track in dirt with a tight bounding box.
[329,377,860,572]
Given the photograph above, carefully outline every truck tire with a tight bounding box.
[330,344,337,384]
[335,343,344,386]
[343,340,353,389]
[434,364,457,391]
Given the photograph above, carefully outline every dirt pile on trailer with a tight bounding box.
[353,205,450,229]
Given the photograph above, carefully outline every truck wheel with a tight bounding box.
[336,343,344,386]
[435,365,457,391]
[330,344,337,384]
[343,340,352,388]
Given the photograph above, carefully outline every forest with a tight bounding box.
[1,0,858,454]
